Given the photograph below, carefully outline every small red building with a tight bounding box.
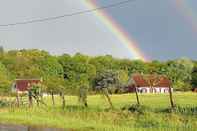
[12,79,41,92]
[127,74,172,93]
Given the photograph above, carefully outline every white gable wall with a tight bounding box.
[137,87,172,93]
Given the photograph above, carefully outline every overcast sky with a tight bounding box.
[0,0,196,60]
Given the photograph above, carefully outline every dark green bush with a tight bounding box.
[122,104,151,114]
[0,99,10,107]
[163,105,197,115]
[173,105,197,115]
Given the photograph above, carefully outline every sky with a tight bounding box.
[0,0,196,60]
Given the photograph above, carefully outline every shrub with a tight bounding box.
[172,105,197,115]
[0,99,10,107]
[122,104,151,114]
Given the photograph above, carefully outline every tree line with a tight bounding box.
[0,48,196,96]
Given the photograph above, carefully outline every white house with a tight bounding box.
[128,74,173,93]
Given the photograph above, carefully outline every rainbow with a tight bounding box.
[81,0,147,61]
[174,0,197,32]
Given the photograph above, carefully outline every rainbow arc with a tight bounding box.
[174,0,197,32]
[82,0,147,61]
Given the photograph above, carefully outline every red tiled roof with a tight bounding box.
[15,79,41,91]
[132,74,171,87]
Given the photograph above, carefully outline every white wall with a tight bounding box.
[138,87,172,93]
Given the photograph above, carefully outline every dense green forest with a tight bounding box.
[0,48,196,94]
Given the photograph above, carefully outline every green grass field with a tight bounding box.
[0,92,196,131]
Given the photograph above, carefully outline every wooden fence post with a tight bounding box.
[135,86,140,105]
[169,86,175,108]
[16,91,20,107]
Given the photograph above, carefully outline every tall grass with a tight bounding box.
[0,92,196,131]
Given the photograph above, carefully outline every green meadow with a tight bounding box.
[0,92,197,131]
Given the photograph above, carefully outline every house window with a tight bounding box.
[142,88,147,93]
[164,88,169,93]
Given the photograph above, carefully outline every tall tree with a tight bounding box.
[192,62,197,88]
[78,74,89,107]
[166,58,194,91]
[2,50,43,79]
[94,70,119,108]
[0,62,11,94]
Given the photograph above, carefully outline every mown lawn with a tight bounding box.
[0,92,196,131]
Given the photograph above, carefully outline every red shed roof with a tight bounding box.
[132,74,171,87]
[15,79,41,92]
